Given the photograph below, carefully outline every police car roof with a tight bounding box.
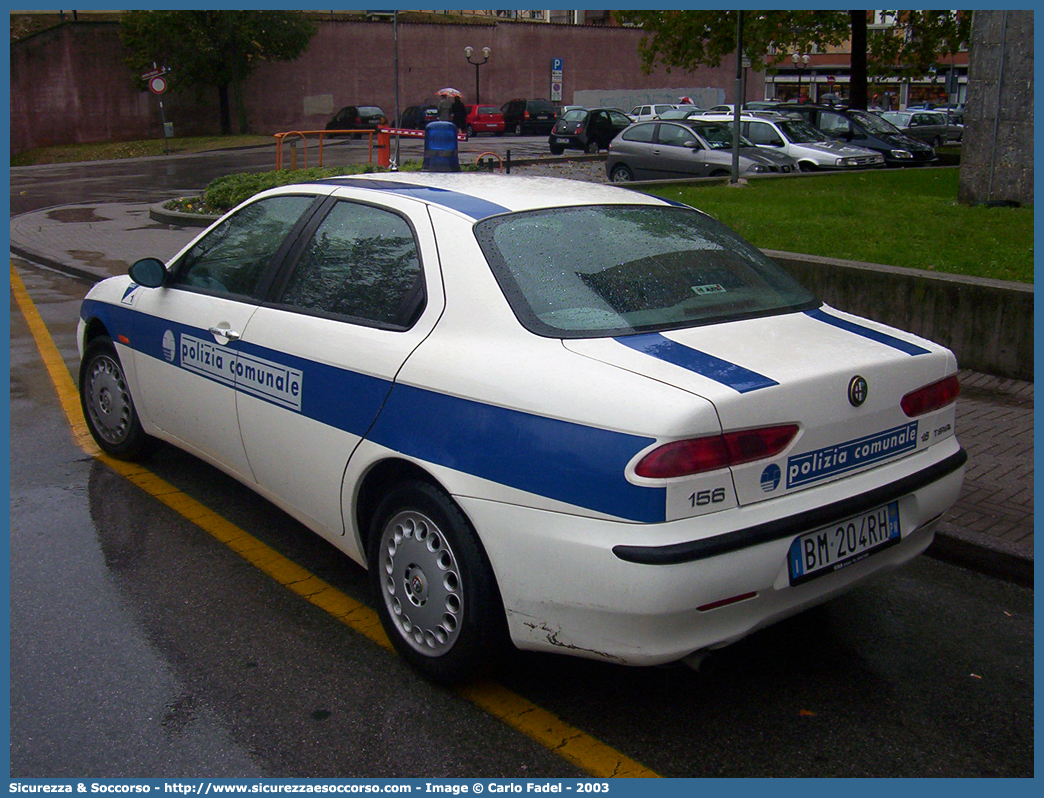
[311,172,670,220]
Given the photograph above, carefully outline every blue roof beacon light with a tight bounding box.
[423,121,461,172]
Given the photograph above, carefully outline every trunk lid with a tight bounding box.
[564,306,957,506]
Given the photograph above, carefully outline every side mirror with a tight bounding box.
[685,140,701,150]
[128,257,167,288]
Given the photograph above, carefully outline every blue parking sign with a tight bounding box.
[552,57,563,71]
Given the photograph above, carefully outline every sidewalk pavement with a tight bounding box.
[9,199,1034,586]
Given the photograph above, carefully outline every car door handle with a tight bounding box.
[208,326,241,342]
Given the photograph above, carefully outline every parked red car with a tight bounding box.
[464,104,505,137]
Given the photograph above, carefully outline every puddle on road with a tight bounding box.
[46,207,112,223]
[66,249,129,275]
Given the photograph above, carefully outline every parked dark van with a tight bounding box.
[500,98,557,135]
[781,104,935,166]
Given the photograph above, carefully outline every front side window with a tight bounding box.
[475,205,818,338]
[818,112,853,136]
[656,123,696,147]
[172,195,316,299]
[746,122,784,146]
[277,201,423,328]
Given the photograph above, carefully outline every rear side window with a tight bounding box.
[622,124,655,143]
[277,201,423,328]
[475,205,818,338]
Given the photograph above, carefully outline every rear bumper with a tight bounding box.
[458,439,966,666]
[614,447,967,565]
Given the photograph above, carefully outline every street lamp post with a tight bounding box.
[464,46,491,104]
[792,52,810,101]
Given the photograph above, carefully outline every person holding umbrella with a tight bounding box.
[437,88,461,122]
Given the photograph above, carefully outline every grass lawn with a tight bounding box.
[11,135,272,166]
[642,167,1033,284]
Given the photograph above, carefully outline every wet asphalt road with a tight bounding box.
[9,135,555,216]
[7,147,1035,778]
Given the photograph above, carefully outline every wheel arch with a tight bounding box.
[353,457,452,566]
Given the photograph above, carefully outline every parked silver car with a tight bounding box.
[605,120,798,182]
[732,115,884,171]
[881,111,962,146]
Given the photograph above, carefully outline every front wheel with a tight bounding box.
[609,163,633,182]
[368,481,507,683]
[798,161,817,173]
[79,336,158,460]
[513,122,523,136]
[466,125,475,137]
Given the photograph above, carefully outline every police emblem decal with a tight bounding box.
[848,375,868,407]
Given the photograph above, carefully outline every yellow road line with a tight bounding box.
[10,262,660,779]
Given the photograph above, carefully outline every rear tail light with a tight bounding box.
[524,110,531,119]
[901,375,959,417]
[635,425,799,479]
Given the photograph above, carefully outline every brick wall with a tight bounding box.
[11,19,762,154]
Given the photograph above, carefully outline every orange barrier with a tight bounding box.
[274,127,469,170]
[273,129,376,170]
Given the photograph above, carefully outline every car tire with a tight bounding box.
[585,140,600,154]
[549,144,565,155]
[514,123,523,136]
[799,162,817,172]
[466,125,475,137]
[368,480,507,684]
[609,164,634,183]
[710,169,731,177]
[79,336,158,461]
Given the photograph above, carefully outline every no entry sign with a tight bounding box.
[148,76,168,95]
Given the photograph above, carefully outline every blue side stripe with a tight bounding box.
[368,386,665,523]
[615,333,778,394]
[805,308,930,356]
[319,178,510,220]
[83,299,665,522]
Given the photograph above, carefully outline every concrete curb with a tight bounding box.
[149,202,219,228]
[928,527,1034,587]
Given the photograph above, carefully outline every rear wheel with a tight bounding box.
[368,480,507,683]
[79,336,158,460]
[609,163,634,183]
[514,122,523,136]
[466,125,475,137]
[549,144,565,155]
[585,140,600,154]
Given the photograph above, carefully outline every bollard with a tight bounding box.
[290,140,298,171]
[377,129,391,168]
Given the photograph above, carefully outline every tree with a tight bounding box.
[120,11,317,135]
[618,10,971,110]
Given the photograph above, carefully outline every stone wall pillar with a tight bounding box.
[958,10,1034,205]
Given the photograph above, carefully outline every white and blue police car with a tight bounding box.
[78,172,965,682]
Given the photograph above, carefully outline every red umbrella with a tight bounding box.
[437,87,463,97]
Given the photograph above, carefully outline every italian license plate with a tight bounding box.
[788,502,901,585]
[555,137,570,144]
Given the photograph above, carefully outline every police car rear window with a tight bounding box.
[474,205,819,338]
